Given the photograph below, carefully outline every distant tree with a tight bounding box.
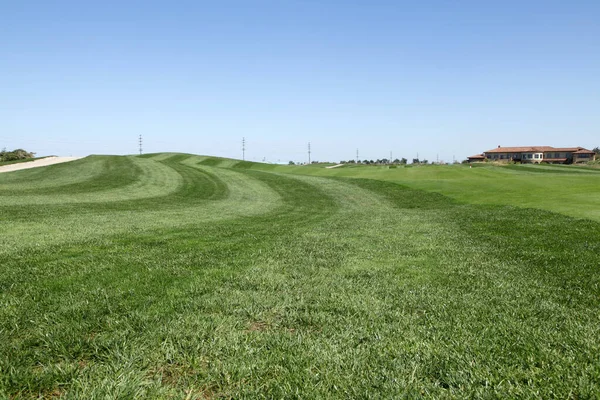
[348,160,355,164]
[0,148,35,162]
[363,160,370,164]
[593,146,600,155]
[340,160,346,164]
[393,158,400,164]
[400,158,407,165]
[422,159,429,164]
[288,161,295,165]
[412,158,420,164]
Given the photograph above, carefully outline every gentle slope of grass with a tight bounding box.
[0,154,599,398]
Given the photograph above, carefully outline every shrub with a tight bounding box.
[0,148,35,162]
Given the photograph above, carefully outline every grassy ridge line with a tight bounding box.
[1,155,599,397]
[0,157,283,254]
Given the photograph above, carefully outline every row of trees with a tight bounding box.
[289,158,463,165]
[0,148,35,162]
[339,158,453,165]
[341,158,409,165]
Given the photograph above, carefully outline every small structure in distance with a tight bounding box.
[468,146,596,164]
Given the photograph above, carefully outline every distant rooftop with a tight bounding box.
[485,146,589,153]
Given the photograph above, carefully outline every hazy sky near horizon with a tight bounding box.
[2,0,599,163]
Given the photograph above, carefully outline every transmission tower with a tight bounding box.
[242,137,246,161]
[308,142,311,164]
[356,148,359,163]
[138,135,143,155]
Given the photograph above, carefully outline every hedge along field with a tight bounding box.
[0,154,599,398]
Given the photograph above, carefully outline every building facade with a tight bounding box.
[468,146,596,164]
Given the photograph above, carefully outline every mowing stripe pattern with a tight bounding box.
[0,154,599,398]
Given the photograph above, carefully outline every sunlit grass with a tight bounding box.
[1,154,599,398]
[252,161,600,221]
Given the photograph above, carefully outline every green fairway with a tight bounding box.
[1,154,599,398]
[244,162,600,222]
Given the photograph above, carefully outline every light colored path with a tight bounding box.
[0,156,83,173]
[325,163,344,169]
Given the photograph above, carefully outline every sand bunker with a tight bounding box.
[0,156,83,173]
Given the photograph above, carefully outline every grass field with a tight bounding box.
[246,161,600,222]
[1,154,599,398]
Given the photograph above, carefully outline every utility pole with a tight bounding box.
[138,135,143,155]
[390,151,392,163]
[356,148,359,163]
[308,142,311,164]
[242,137,246,161]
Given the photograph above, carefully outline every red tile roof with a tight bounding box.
[485,146,554,153]
[573,149,595,154]
[467,154,485,159]
[485,146,589,153]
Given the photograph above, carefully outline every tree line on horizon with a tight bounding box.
[289,158,464,165]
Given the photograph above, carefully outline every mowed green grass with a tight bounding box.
[243,161,600,222]
[1,154,599,398]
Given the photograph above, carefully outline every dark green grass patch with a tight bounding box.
[197,157,225,166]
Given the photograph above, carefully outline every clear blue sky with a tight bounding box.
[2,0,599,163]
